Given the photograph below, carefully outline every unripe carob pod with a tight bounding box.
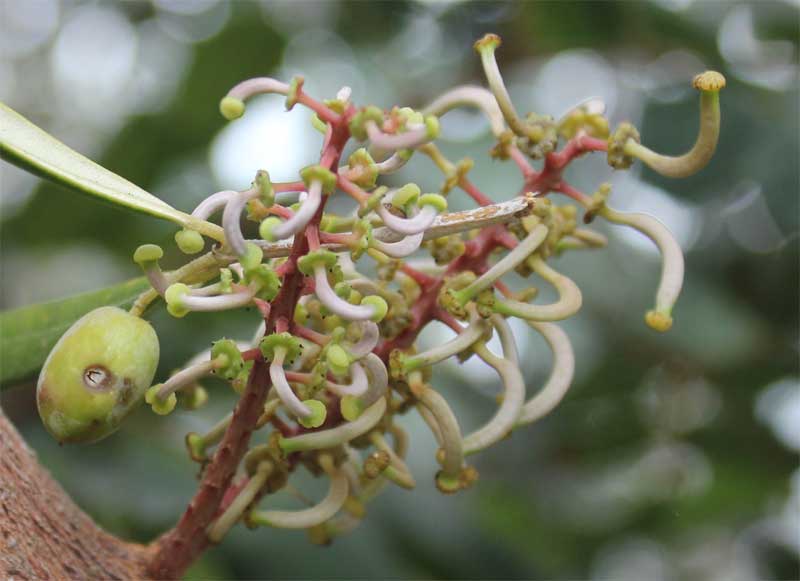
[36,306,160,444]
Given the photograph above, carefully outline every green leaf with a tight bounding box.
[0,277,152,390]
[0,102,224,241]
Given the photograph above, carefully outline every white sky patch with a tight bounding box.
[755,377,800,451]
[210,97,320,188]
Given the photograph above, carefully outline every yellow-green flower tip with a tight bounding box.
[185,432,207,462]
[607,122,641,170]
[240,242,263,272]
[310,113,327,133]
[299,164,337,195]
[347,148,378,189]
[358,186,388,217]
[424,115,440,140]
[220,96,245,120]
[391,183,421,209]
[435,471,462,494]
[340,395,364,422]
[211,339,244,380]
[361,295,389,322]
[325,344,352,377]
[348,105,384,141]
[294,301,308,325]
[133,243,163,265]
[253,169,274,206]
[693,71,726,92]
[174,229,204,255]
[474,33,501,53]
[419,193,447,212]
[259,216,283,242]
[260,332,302,362]
[298,399,327,428]
[645,310,673,332]
[36,306,159,444]
[165,283,191,318]
[145,384,176,416]
[247,264,281,301]
[297,248,338,276]
[178,385,208,410]
[285,75,304,110]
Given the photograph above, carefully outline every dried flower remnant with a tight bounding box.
[33,34,724,577]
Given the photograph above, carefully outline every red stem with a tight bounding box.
[147,110,353,580]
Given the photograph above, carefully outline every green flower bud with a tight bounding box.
[325,344,353,377]
[36,307,160,443]
[346,148,378,189]
[239,242,263,272]
[164,283,191,318]
[253,169,274,207]
[361,295,389,323]
[145,384,176,415]
[299,164,337,195]
[418,193,447,212]
[174,229,205,255]
[211,339,245,379]
[246,264,281,300]
[259,216,283,242]
[260,332,302,363]
[220,96,245,120]
[391,183,421,209]
[297,249,338,276]
[285,75,304,111]
[297,399,327,429]
[340,395,364,421]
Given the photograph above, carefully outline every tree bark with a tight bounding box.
[0,409,153,580]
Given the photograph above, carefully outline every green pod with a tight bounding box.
[36,306,160,444]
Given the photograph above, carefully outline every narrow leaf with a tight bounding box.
[0,277,152,389]
[0,103,224,241]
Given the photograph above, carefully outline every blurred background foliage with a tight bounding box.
[1,1,798,579]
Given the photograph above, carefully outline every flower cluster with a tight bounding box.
[37,34,724,551]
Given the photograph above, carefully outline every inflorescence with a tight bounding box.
[39,34,725,548]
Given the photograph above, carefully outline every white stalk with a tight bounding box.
[423,85,506,137]
[250,461,348,529]
[370,232,424,258]
[207,461,273,542]
[280,398,387,454]
[417,388,463,481]
[313,264,378,321]
[223,188,258,257]
[403,312,488,373]
[181,287,256,312]
[375,150,412,174]
[493,256,582,321]
[272,180,322,240]
[270,347,312,419]
[463,337,525,455]
[517,321,575,425]
[227,77,291,100]
[477,44,529,138]
[360,353,389,406]
[366,121,430,151]
[347,321,380,358]
[376,203,438,236]
[600,206,684,330]
[453,224,547,304]
[157,359,217,400]
[325,362,369,397]
[192,190,236,220]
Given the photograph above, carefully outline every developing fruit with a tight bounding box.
[36,306,160,443]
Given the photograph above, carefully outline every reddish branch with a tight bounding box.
[149,120,606,577]
[147,110,353,579]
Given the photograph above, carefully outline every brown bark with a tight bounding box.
[0,409,154,580]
